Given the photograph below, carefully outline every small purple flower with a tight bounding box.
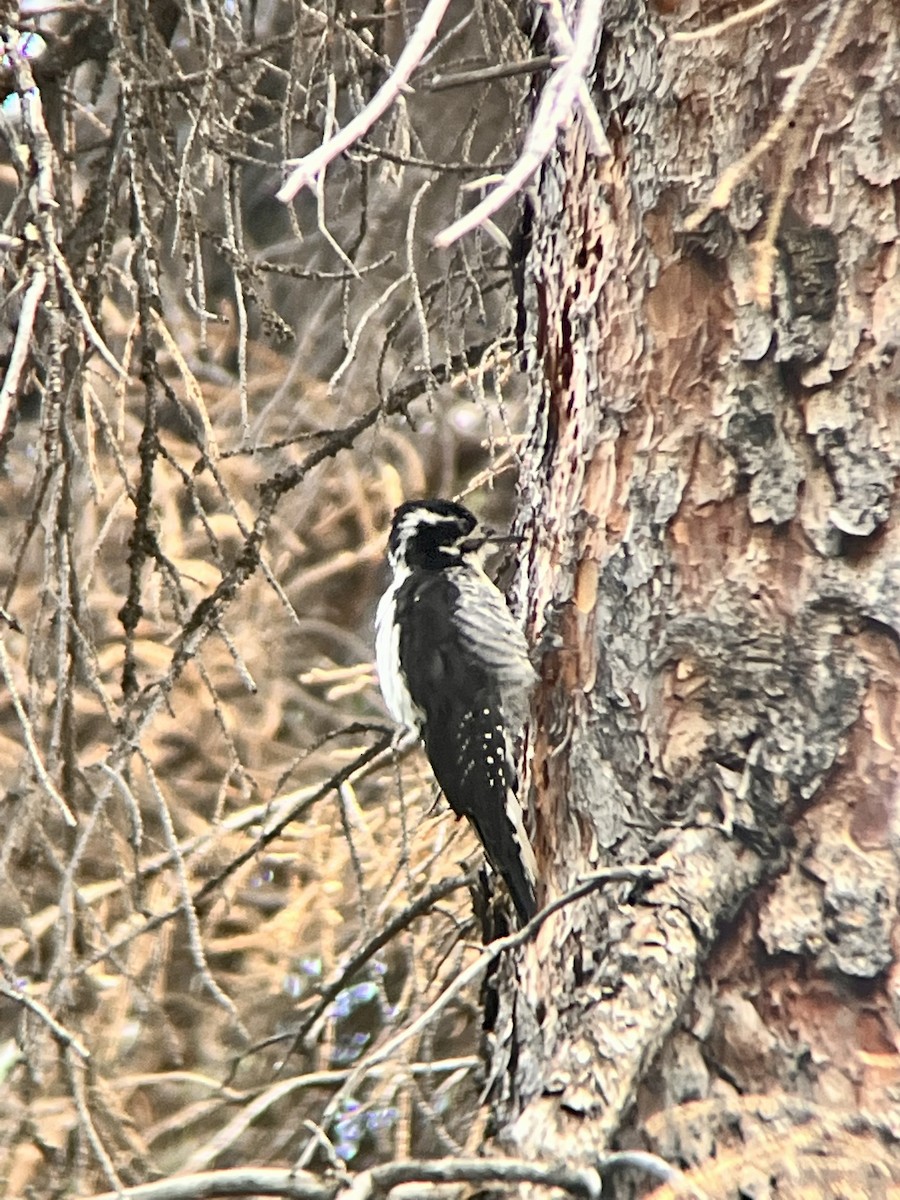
[366,1107,398,1133]
[283,973,305,999]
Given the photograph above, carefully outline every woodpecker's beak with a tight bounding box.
[460,531,522,554]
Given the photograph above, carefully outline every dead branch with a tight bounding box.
[0,636,77,825]
[0,978,90,1058]
[428,56,555,92]
[294,865,665,1169]
[0,266,46,438]
[277,0,453,204]
[683,0,860,231]
[672,0,784,41]
[81,1166,331,1200]
[434,0,608,248]
[76,1149,710,1200]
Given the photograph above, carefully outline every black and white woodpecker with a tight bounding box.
[375,499,537,925]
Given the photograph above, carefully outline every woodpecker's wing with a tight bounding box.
[394,568,537,924]
[450,567,537,724]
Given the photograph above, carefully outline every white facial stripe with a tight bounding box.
[403,509,459,527]
[398,511,472,540]
[391,509,474,565]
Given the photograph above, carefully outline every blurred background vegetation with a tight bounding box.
[0,2,534,1192]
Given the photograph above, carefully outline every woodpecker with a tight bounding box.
[375,499,537,925]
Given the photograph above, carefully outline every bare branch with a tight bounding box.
[274,869,475,1056]
[601,1150,710,1198]
[0,979,90,1058]
[434,0,607,248]
[50,240,128,379]
[672,0,784,41]
[138,750,248,1039]
[428,55,556,91]
[80,1165,331,1200]
[295,865,665,1168]
[76,1149,716,1200]
[79,1156,606,1200]
[277,0,453,204]
[683,0,858,231]
[0,266,46,438]
[181,1059,479,1174]
[348,1157,602,1200]
[0,636,77,826]
[67,1048,125,1192]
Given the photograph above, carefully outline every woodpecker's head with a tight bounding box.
[387,500,481,571]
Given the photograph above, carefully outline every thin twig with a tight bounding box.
[428,55,556,91]
[353,140,511,174]
[61,732,399,983]
[192,731,395,908]
[277,0,453,203]
[434,0,607,247]
[672,0,784,41]
[79,1165,329,1200]
[407,180,434,400]
[17,64,56,207]
[181,1057,480,1174]
[272,870,475,1057]
[314,72,362,279]
[0,980,90,1058]
[0,636,77,826]
[752,109,811,306]
[138,750,248,1039]
[327,273,410,392]
[296,865,664,1168]
[66,1048,124,1193]
[543,0,609,158]
[0,266,46,438]
[368,864,665,1065]
[683,0,856,232]
[50,241,129,379]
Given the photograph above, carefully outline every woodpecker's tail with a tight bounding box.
[468,790,537,926]
[423,700,538,928]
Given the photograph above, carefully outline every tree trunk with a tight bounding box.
[500,0,900,1189]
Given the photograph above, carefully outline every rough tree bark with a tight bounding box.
[498,0,900,1191]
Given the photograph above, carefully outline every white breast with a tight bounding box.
[375,572,422,730]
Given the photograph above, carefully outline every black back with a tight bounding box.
[394,568,535,923]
